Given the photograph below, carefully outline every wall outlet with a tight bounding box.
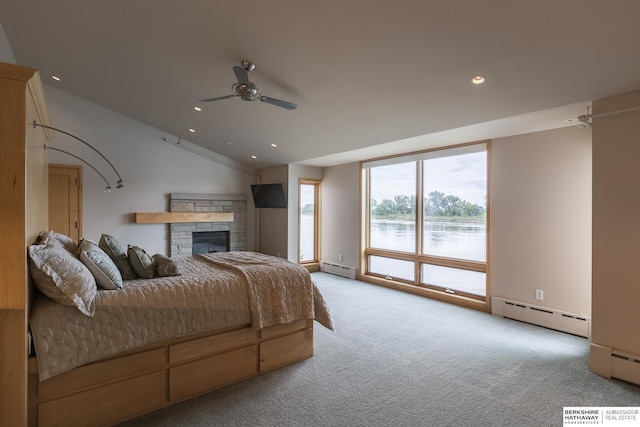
[338,254,343,262]
[535,289,544,301]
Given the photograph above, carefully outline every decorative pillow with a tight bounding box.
[78,238,123,290]
[127,245,154,279]
[152,254,181,277]
[28,243,96,316]
[36,230,78,254]
[99,234,137,280]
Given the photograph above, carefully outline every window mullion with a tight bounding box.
[415,161,423,285]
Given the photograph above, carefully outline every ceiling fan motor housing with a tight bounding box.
[232,82,261,101]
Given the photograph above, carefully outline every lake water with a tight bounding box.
[300,216,487,296]
[370,219,487,296]
[370,219,486,261]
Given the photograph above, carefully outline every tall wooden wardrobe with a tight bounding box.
[0,61,52,426]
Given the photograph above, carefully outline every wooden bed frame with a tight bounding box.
[28,319,314,426]
[0,60,315,427]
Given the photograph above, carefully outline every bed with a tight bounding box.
[26,233,333,427]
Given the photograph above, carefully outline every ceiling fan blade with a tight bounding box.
[260,96,297,110]
[199,95,234,102]
[233,66,249,85]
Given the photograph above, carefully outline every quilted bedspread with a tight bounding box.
[30,252,333,381]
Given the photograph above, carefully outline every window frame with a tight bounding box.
[361,141,490,309]
[298,179,321,265]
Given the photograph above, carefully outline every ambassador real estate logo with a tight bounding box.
[563,407,639,425]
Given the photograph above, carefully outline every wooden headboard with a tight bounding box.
[0,61,52,427]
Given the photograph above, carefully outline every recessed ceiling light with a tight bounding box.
[188,128,196,133]
[225,141,233,145]
[193,106,202,112]
[251,155,257,159]
[51,75,61,82]
[271,143,278,147]
[471,75,486,85]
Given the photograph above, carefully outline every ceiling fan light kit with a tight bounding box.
[200,60,297,110]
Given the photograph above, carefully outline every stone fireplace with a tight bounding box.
[169,193,247,257]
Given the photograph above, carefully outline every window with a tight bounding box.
[369,255,415,282]
[299,180,320,263]
[363,142,488,301]
[422,150,487,262]
[369,162,416,253]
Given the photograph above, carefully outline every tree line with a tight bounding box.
[371,191,485,219]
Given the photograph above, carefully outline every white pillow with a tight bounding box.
[28,243,96,316]
[78,238,123,290]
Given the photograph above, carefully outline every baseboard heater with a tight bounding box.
[611,350,640,385]
[492,297,591,338]
[590,343,640,386]
[320,261,356,279]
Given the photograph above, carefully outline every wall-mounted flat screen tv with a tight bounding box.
[250,183,287,208]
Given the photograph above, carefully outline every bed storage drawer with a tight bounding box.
[169,327,256,363]
[37,348,166,400]
[260,327,313,373]
[38,370,166,427]
[169,344,257,402]
[260,319,312,340]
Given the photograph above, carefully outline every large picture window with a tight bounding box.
[363,142,488,301]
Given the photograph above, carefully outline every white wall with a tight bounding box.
[320,162,361,270]
[0,22,16,63]
[488,126,592,315]
[591,89,640,355]
[256,165,288,258]
[44,85,256,256]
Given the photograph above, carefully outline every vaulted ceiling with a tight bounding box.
[2,1,640,169]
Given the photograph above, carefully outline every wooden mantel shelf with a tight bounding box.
[135,212,234,224]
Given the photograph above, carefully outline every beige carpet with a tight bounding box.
[119,272,640,426]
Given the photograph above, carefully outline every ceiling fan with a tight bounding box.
[200,60,297,110]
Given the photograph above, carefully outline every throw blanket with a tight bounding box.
[197,252,334,330]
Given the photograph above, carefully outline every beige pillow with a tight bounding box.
[127,245,154,279]
[78,238,123,290]
[152,254,181,277]
[99,234,137,280]
[28,243,96,316]
[36,230,78,254]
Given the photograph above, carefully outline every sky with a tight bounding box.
[300,184,315,206]
[370,150,487,207]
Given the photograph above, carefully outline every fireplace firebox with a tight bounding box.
[192,231,230,254]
